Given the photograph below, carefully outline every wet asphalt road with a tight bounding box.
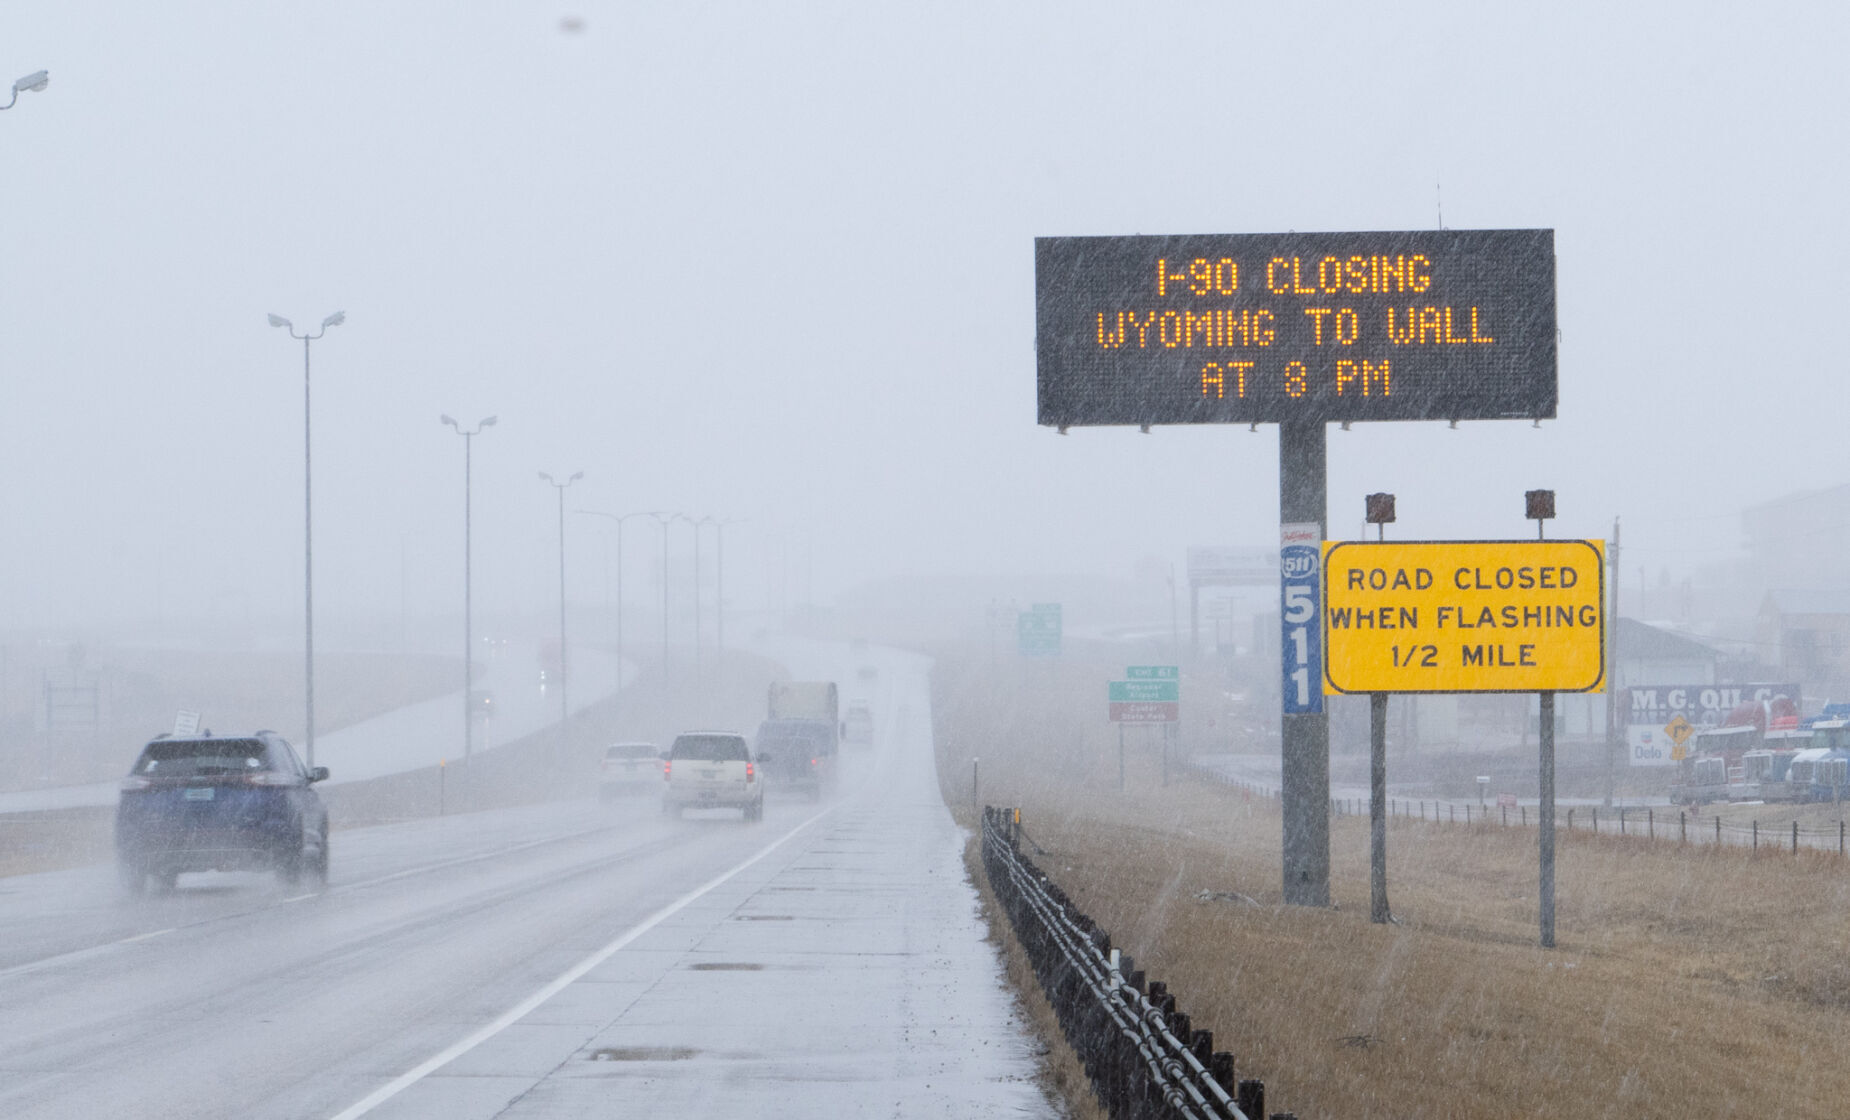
[0,642,1053,1119]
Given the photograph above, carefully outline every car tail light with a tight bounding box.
[663,760,672,781]
[809,758,818,767]
[119,775,151,792]
[746,762,755,781]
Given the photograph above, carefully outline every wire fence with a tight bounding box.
[980,806,1294,1120]
[1180,759,1850,857]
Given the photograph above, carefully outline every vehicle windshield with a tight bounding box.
[132,739,269,777]
[670,736,748,762]
[1815,726,1850,750]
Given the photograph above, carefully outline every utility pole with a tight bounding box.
[1606,516,1621,808]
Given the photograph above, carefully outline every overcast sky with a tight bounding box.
[2,1,1844,638]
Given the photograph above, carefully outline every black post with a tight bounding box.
[1540,690,1557,949]
[1370,691,1389,923]
[1279,420,1330,906]
[1237,1080,1265,1119]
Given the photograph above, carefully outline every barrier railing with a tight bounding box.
[1178,755,1850,858]
[980,806,1293,1120]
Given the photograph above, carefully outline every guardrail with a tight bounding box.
[980,806,1293,1120]
[1178,757,1850,857]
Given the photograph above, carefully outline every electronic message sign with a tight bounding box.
[1321,540,1604,694]
[1036,229,1556,426]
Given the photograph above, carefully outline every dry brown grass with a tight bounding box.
[935,647,1850,1119]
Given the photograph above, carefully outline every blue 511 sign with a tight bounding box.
[1280,523,1322,714]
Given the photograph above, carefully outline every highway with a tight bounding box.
[0,640,625,816]
[0,641,1053,1118]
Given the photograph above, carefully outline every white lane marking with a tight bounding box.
[327,803,837,1120]
[0,926,175,981]
[0,823,627,980]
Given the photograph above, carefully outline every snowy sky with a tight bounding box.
[2,1,1844,634]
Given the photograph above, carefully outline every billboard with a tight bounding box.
[1625,682,1802,767]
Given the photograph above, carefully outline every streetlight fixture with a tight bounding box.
[539,470,584,761]
[442,414,496,759]
[268,309,345,769]
[0,70,49,111]
[577,509,671,696]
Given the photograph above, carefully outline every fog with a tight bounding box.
[9,7,1850,1115]
[1,2,1842,637]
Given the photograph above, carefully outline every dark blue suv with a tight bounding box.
[115,731,330,895]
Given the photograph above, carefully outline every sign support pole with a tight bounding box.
[1370,691,1390,923]
[1280,419,1330,906]
[1118,723,1125,790]
[1189,580,1200,659]
[1540,690,1557,947]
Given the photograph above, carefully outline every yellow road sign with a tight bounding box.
[1322,539,1606,694]
[1665,714,1694,761]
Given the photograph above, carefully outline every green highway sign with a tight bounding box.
[1126,665,1178,680]
[1109,680,1179,703]
[1017,603,1063,656]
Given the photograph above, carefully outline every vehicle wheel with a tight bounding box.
[310,827,330,886]
[118,860,147,898]
[151,869,179,893]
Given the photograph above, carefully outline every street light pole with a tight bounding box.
[0,69,49,112]
[645,511,677,682]
[578,510,670,696]
[540,471,584,762]
[442,415,496,759]
[712,519,742,662]
[268,310,345,770]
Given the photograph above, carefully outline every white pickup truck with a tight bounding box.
[662,731,763,820]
